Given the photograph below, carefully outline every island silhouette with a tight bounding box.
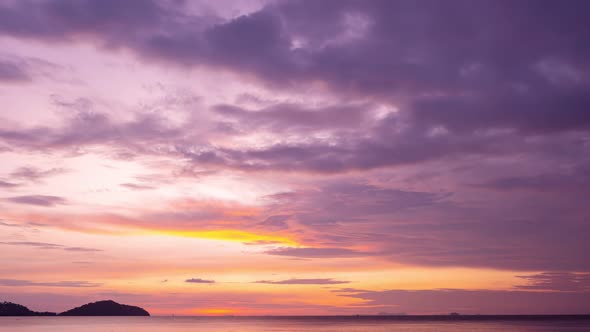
[1,300,149,316]
[0,301,56,316]
[3,300,590,320]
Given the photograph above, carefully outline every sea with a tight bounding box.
[1,316,590,331]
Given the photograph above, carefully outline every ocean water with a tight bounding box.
[1,316,590,332]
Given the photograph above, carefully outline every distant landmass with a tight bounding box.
[60,300,149,316]
[0,301,56,316]
[1,300,149,316]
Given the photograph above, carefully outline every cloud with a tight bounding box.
[0,0,167,41]
[336,288,590,314]
[185,278,215,284]
[0,241,101,252]
[257,215,290,231]
[5,195,67,206]
[515,272,590,292]
[0,60,29,82]
[473,168,590,192]
[265,247,370,258]
[9,167,67,182]
[177,126,506,173]
[213,102,368,133]
[120,183,156,190]
[0,0,589,277]
[254,278,349,285]
[0,220,19,227]
[0,279,100,287]
[0,109,183,152]
[0,180,20,188]
[258,178,590,271]
[0,0,586,107]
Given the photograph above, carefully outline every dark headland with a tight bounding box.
[1,300,149,316]
[0,301,56,316]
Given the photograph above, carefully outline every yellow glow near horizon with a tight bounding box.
[195,308,237,315]
[149,229,298,245]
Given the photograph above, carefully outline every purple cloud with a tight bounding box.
[0,0,586,104]
[257,215,291,231]
[266,247,370,258]
[515,272,590,292]
[260,179,590,271]
[120,183,156,191]
[0,0,589,283]
[0,180,20,188]
[0,279,101,288]
[9,166,66,182]
[0,241,101,252]
[336,288,590,314]
[0,60,29,82]
[185,278,215,284]
[213,102,368,133]
[5,195,67,207]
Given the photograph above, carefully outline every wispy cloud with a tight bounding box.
[265,247,370,258]
[0,60,30,82]
[0,180,20,188]
[120,183,156,190]
[0,241,101,252]
[0,279,100,287]
[9,166,67,182]
[185,278,215,284]
[515,272,590,292]
[254,278,349,285]
[335,288,590,314]
[5,195,67,206]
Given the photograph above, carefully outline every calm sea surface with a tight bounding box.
[1,317,590,331]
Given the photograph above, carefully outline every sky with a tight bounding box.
[1,0,590,316]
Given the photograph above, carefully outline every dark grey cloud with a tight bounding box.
[0,279,100,287]
[254,278,349,285]
[5,195,67,207]
[185,278,215,284]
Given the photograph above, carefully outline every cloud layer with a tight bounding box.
[1,0,589,315]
